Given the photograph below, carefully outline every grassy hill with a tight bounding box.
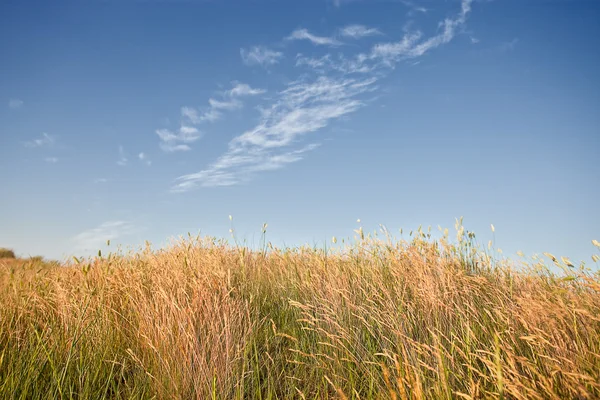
[1,231,599,399]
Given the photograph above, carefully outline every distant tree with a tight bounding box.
[0,248,16,259]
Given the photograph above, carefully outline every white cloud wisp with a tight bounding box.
[172,76,377,191]
[339,24,382,39]
[24,132,55,148]
[157,82,265,152]
[9,99,24,109]
[72,221,138,253]
[240,46,284,66]
[171,0,475,191]
[286,28,343,46]
[117,145,128,166]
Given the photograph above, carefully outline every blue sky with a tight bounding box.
[1,0,599,267]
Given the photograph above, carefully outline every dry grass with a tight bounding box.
[1,227,599,399]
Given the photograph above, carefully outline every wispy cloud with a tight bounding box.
[172,0,475,191]
[339,24,382,39]
[371,0,473,64]
[156,125,201,153]
[296,52,375,74]
[369,31,423,64]
[240,46,283,66]
[24,132,55,148]
[499,38,519,52]
[158,83,266,152]
[138,152,151,166]
[208,98,241,113]
[194,83,265,122]
[399,0,428,15]
[174,144,321,190]
[172,76,376,191]
[186,98,241,125]
[187,83,265,124]
[72,221,137,252]
[44,157,59,163]
[227,83,267,97]
[181,107,201,124]
[94,178,108,184]
[8,99,23,109]
[286,29,343,46]
[331,0,360,7]
[332,0,426,14]
[117,145,128,166]
[296,0,473,75]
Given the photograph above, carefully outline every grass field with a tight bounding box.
[1,225,599,399]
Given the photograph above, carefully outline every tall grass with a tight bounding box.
[1,228,599,399]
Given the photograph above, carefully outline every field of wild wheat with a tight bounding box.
[1,226,599,400]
